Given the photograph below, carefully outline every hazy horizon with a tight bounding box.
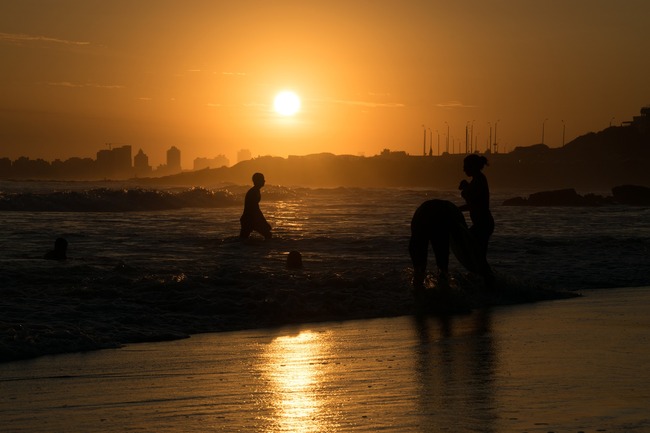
[1,0,649,168]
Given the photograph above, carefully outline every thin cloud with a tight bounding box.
[437,101,478,109]
[221,72,247,76]
[48,81,124,89]
[331,99,405,108]
[0,32,90,46]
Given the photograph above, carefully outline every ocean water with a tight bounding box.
[2,181,650,431]
[1,181,649,295]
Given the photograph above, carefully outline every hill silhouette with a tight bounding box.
[141,123,649,190]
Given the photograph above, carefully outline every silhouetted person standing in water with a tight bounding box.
[459,154,494,261]
[240,172,272,240]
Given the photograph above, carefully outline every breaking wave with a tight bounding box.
[0,187,240,212]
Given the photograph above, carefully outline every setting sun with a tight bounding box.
[273,91,301,116]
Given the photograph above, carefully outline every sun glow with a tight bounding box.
[273,91,301,116]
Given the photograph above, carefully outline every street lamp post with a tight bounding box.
[488,122,492,153]
[422,124,426,156]
[471,120,475,153]
[445,121,450,154]
[561,119,566,146]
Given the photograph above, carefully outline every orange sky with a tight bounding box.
[1,0,649,168]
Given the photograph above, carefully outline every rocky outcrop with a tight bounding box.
[502,185,650,206]
[611,185,650,205]
[502,188,613,206]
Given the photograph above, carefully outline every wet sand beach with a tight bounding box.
[1,286,649,433]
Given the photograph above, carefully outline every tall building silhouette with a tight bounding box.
[96,145,132,178]
[134,148,152,176]
[167,146,181,173]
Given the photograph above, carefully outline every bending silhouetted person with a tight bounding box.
[410,200,463,288]
[44,237,68,261]
[240,172,272,240]
[409,200,492,290]
[459,154,494,260]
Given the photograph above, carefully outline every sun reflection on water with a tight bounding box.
[262,330,336,433]
[271,200,307,235]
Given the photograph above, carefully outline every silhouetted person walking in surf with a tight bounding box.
[240,172,272,240]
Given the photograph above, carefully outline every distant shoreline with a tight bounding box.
[2,123,649,189]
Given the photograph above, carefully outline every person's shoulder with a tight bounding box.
[475,172,489,184]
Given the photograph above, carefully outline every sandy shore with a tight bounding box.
[1,286,648,432]
[0,271,574,363]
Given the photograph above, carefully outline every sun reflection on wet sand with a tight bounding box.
[260,331,337,433]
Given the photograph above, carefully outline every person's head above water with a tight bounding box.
[252,172,265,188]
[44,237,68,261]
[463,154,489,177]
